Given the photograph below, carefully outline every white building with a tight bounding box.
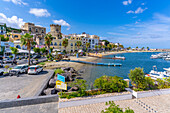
[68,32,100,50]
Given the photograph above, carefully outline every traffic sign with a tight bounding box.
[56,80,67,90]
[57,74,65,83]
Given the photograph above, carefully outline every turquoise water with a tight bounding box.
[82,52,170,85]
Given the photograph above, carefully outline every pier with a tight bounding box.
[69,60,122,66]
[88,55,125,60]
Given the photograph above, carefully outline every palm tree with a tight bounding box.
[86,43,90,52]
[21,33,36,65]
[98,45,102,51]
[45,34,53,54]
[76,41,82,50]
[10,47,18,60]
[102,45,106,52]
[94,45,98,51]
[62,38,68,52]
[40,47,46,56]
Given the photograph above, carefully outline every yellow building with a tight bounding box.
[49,24,83,52]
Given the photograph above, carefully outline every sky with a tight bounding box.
[0,0,170,49]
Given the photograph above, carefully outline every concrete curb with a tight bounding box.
[0,95,59,109]
[35,70,55,96]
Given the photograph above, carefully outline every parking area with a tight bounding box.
[0,57,47,72]
[0,70,53,101]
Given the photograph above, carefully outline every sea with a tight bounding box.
[81,52,170,86]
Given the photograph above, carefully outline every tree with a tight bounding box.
[45,34,53,54]
[33,47,40,54]
[70,79,88,95]
[127,47,131,50]
[145,77,155,89]
[129,67,145,89]
[107,44,112,51]
[62,38,68,52]
[147,47,149,50]
[136,46,138,49]
[119,45,124,49]
[102,45,106,52]
[94,75,127,92]
[50,47,53,53]
[21,33,36,65]
[86,43,90,51]
[10,47,18,60]
[98,45,102,51]
[0,35,9,41]
[101,101,134,113]
[40,47,46,56]
[76,41,82,50]
[142,47,145,50]
[94,45,98,51]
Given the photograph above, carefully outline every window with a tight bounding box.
[75,43,77,46]
[51,42,53,45]
[29,28,31,32]
[36,29,38,32]
[14,35,18,38]
[54,42,57,46]
[59,42,61,46]
[92,40,94,44]
[71,43,73,46]
[42,30,44,33]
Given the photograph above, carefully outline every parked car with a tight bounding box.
[9,64,29,75]
[3,58,13,64]
[28,65,43,75]
[0,69,4,75]
[32,55,41,59]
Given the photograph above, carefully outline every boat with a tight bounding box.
[113,56,125,60]
[146,66,170,79]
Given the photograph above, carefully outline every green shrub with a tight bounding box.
[101,101,134,113]
[129,67,146,90]
[39,62,45,66]
[19,58,21,60]
[71,79,88,94]
[94,75,127,93]
[54,69,65,74]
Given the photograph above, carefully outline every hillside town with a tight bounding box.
[0,22,127,58]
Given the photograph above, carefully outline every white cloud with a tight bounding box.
[3,0,28,5]
[123,0,132,5]
[29,8,51,17]
[107,13,170,48]
[53,19,70,30]
[127,7,148,14]
[135,7,148,14]
[141,3,145,5]
[0,13,25,29]
[127,10,134,14]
